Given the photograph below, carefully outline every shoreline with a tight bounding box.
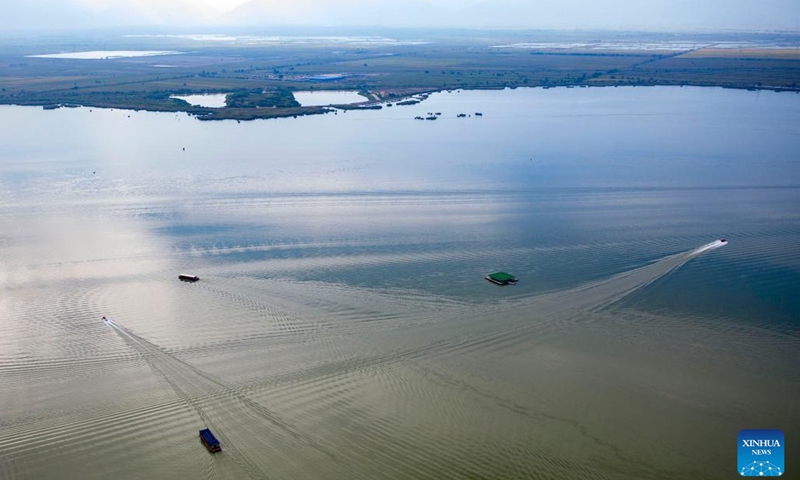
[3,36,798,122]
[3,82,797,122]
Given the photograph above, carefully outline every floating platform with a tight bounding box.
[199,428,221,453]
[178,274,200,282]
[485,272,518,285]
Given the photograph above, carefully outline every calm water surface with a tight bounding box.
[293,90,367,106]
[26,50,183,59]
[0,87,798,480]
[171,94,229,108]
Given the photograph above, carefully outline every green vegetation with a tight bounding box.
[226,89,300,109]
[1,30,798,121]
[198,105,329,121]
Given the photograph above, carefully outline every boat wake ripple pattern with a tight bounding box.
[104,318,339,480]
[85,240,727,480]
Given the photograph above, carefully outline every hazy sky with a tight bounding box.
[5,0,800,31]
[199,0,249,10]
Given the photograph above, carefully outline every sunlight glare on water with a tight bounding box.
[0,87,798,480]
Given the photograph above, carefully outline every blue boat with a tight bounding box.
[199,428,221,453]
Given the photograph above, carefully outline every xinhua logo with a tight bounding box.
[738,429,784,476]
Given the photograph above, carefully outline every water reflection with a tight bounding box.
[0,87,798,480]
[293,90,367,106]
[171,94,229,108]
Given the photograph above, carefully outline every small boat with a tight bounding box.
[485,272,518,286]
[720,238,727,243]
[199,428,222,453]
[178,274,200,282]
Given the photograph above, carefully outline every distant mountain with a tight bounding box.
[93,0,219,27]
[2,0,219,31]
[3,0,89,30]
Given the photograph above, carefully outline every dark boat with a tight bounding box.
[720,238,727,243]
[485,272,518,285]
[199,428,222,453]
[178,274,200,282]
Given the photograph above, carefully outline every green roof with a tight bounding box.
[488,272,516,282]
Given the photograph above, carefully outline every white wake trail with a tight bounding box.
[103,315,339,479]
[394,239,732,363]
[690,239,727,255]
[552,238,729,311]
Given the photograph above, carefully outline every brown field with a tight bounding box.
[683,48,800,59]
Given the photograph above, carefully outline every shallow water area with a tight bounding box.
[0,86,798,480]
[28,50,183,59]
[126,34,429,46]
[293,90,366,106]
[171,93,229,108]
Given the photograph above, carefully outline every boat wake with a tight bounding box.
[548,238,728,312]
[361,239,732,365]
[691,239,727,256]
[99,239,728,479]
[104,317,336,480]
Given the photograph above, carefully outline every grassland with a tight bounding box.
[1,30,798,120]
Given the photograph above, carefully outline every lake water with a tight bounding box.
[293,90,366,106]
[0,87,798,480]
[126,34,430,46]
[171,94,229,108]
[27,50,183,60]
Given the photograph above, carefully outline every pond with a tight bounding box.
[27,50,183,60]
[293,90,367,106]
[171,93,229,108]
